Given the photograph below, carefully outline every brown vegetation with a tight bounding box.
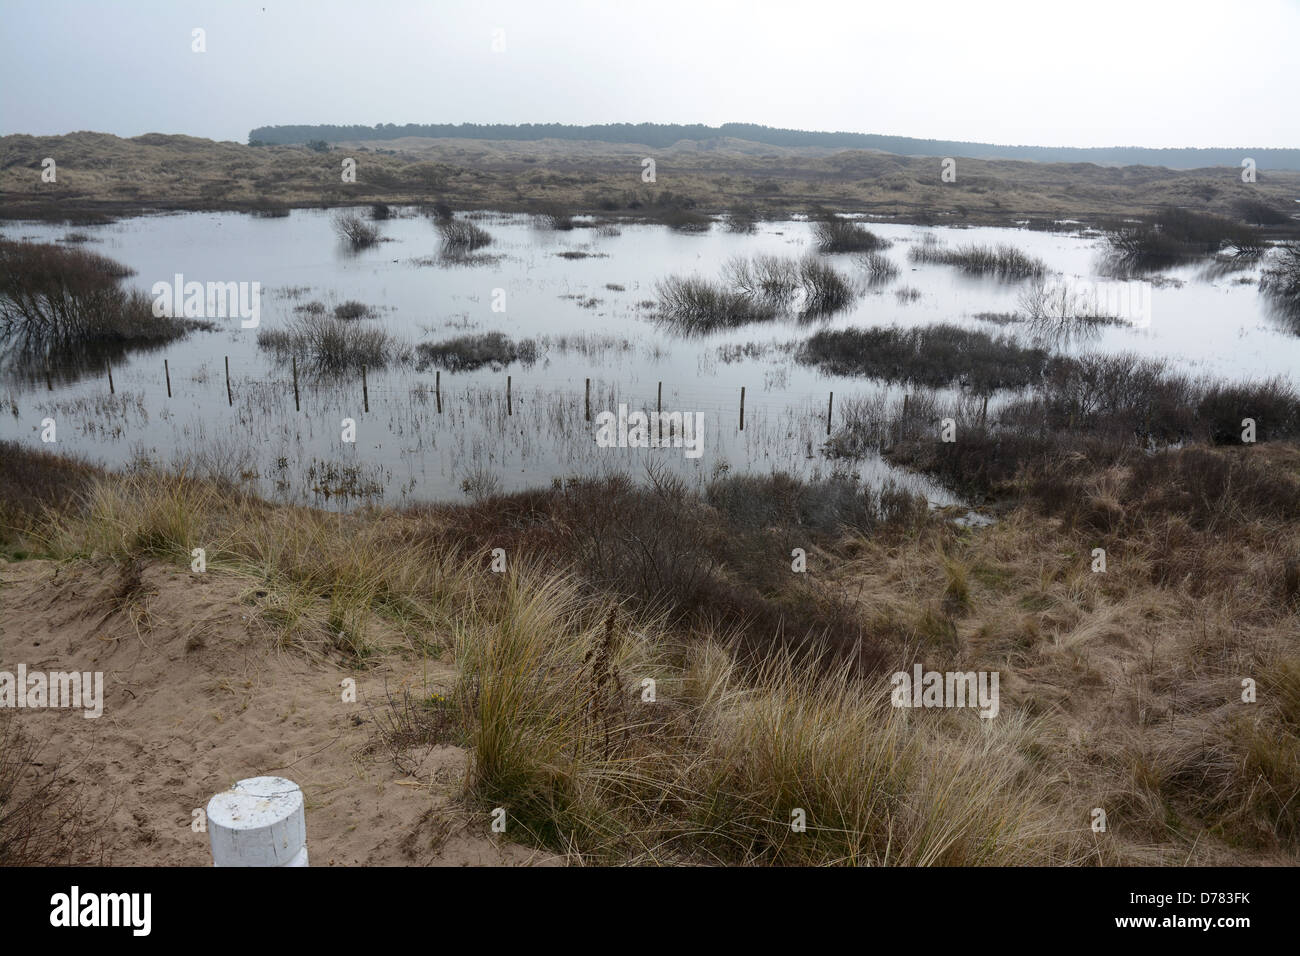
[2,434,1297,864]
[5,131,1300,232]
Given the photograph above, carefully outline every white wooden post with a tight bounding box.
[207,776,308,867]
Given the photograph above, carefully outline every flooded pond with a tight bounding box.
[2,209,1296,508]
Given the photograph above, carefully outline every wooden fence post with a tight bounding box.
[657,381,662,443]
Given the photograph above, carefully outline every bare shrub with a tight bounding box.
[799,325,1051,392]
[1260,242,1300,318]
[654,275,778,332]
[257,311,401,374]
[535,202,574,231]
[333,300,374,321]
[0,240,203,353]
[860,251,899,283]
[0,714,104,865]
[909,240,1046,279]
[437,218,493,250]
[813,216,885,253]
[415,332,536,372]
[333,212,380,248]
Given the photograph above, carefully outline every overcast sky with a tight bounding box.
[2,0,1296,148]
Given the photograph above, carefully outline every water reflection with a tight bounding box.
[1,210,1296,507]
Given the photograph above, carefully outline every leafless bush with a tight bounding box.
[813,216,885,253]
[908,240,1046,279]
[0,240,200,352]
[257,311,402,374]
[333,212,380,248]
[859,251,899,283]
[0,714,104,865]
[437,218,493,250]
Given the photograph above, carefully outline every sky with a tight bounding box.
[1,0,1297,148]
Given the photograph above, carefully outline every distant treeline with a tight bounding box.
[246,122,1300,170]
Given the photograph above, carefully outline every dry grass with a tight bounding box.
[7,131,1300,230]
[3,440,1298,864]
[257,311,404,375]
[454,580,1083,863]
[908,238,1047,279]
[0,713,105,865]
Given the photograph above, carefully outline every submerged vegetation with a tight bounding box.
[0,239,207,358]
[1261,241,1300,321]
[907,236,1047,279]
[415,332,537,371]
[799,324,1051,392]
[257,310,402,374]
[826,352,1300,496]
[657,254,856,332]
[1015,279,1132,341]
[4,200,1300,868]
[813,215,887,253]
[859,251,899,283]
[534,202,575,231]
[437,217,493,250]
[333,212,381,249]
[655,275,779,331]
[1103,205,1263,273]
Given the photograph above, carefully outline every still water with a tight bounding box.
[2,209,1295,508]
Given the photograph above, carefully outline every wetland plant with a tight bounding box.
[813,216,886,253]
[798,324,1052,392]
[0,240,206,355]
[1260,242,1300,322]
[659,255,857,332]
[535,203,575,231]
[658,208,711,232]
[859,251,899,284]
[257,311,401,374]
[654,276,779,332]
[415,332,537,372]
[1103,206,1263,274]
[796,256,856,316]
[1017,279,1130,342]
[437,218,493,250]
[333,300,375,321]
[333,212,380,249]
[907,239,1047,279]
[725,205,759,233]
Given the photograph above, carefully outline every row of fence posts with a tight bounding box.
[83,360,854,435]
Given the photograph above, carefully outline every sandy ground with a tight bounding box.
[0,557,555,866]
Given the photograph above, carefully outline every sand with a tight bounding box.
[0,557,554,866]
